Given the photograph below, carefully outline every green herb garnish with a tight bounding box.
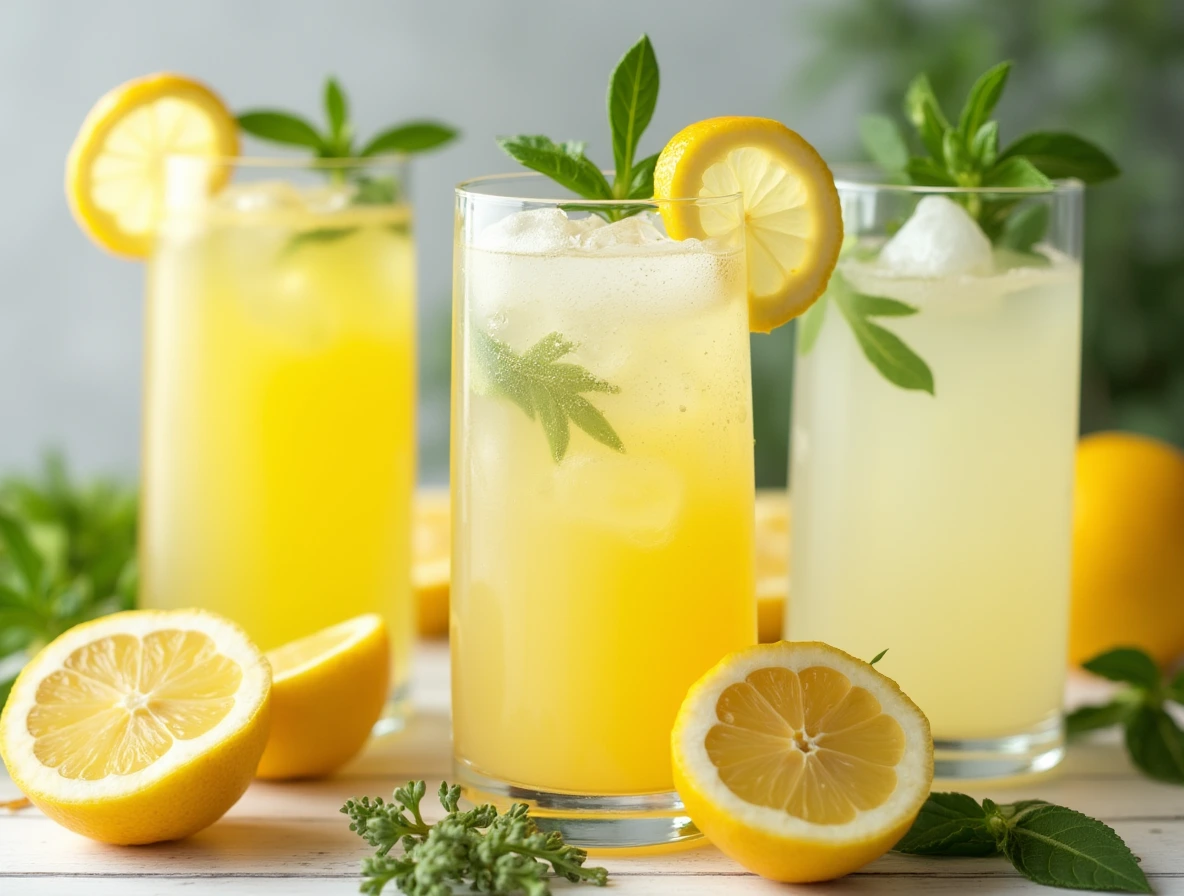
[498,35,660,217]
[1068,646,1184,784]
[868,648,889,666]
[0,454,137,708]
[342,780,609,896]
[474,329,623,464]
[860,61,1119,243]
[895,792,1151,893]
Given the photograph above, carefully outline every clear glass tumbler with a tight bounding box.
[451,174,756,848]
[142,156,417,725]
[787,168,1084,779]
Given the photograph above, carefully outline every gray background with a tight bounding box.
[0,0,848,480]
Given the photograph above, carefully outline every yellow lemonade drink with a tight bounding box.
[451,196,755,817]
[142,162,416,704]
[788,188,1084,778]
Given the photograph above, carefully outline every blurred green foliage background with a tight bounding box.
[752,0,1184,486]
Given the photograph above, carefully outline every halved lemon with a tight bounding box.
[755,489,791,642]
[256,614,389,780]
[654,117,842,332]
[66,73,239,258]
[413,488,452,637]
[672,642,933,882]
[0,610,270,845]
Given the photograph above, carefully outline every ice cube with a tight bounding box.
[553,455,683,549]
[879,195,993,277]
[213,180,307,213]
[577,211,667,251]
[475,207,575,254]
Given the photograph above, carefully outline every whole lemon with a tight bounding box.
[1070,432,1184,667]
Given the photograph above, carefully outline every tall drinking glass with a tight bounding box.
[451,174,755,848]
[142,157,416,723]
[788,169,1083,779]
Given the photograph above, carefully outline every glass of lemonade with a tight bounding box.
[142,156,416,724]
[787,169,1083,779]
[451,174,756,848]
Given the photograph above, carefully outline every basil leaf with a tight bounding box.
[607,34,660,195]
[982,157,1054,189]
[835,287,934,394]
[1125,704,1184,784]
[904,73,949,131]
[1000,132,1120,183]
[893,793,999,857]
[971,121,1000,169]
[942,130,972,177]
[0,513,43,594]
[957,61,1011,141]
[1082,647,1161,690]
[237,111,326,150]
[1004,803,1152,893]
[905,157,957,186]
[996,201,1050,252]
[627,152,660,200]
[859,114,909,172]
[1066,700,1137,737]
[360,121,458,156]
[497,135,613,201]
[324,77,350,154]
[797,296,828,356]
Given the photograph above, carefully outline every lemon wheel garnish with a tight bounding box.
[0,609,270,845]
[256,614,390,780]
[413,488,452,637]
[654,117,842,333]
[672,641,933,882]
[66,73,239,259]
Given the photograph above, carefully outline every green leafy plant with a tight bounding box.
[342,780,608,896]
[473,330,623,463]
[0,455,137,707]
[895,792,1151,892]
[1068,646,1184,784]
[498,35,660,217]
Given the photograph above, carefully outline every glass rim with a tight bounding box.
[163,153,409,169]
[828,163,1084,195]
[455,171,741,207]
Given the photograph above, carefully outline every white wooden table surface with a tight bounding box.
[3,642,1182,895]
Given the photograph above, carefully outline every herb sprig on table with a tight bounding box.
[498,34,660,218]
[895,792,1151,893]
[343,780,608,896]
[1068,647,1184,784]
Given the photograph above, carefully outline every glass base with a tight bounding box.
[934,715,1064,782]
[371,680,412,737]
[454,759,701,850]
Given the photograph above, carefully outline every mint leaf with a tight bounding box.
[1168,669,1184,705]
[1000,132,1120,184]
[893,793,999,857]
[1067,700,1137,737]
[627,152,659,200]
[957,61,1011,142]
[847,293,917,317]
[904,73,949,148]
[983,157,1054,189]
[997,202,1050,252]
[859,114,909,172]
[1125,704,1184,784]
[1004,803,1152,893]
[237,111,326,150]
[473,329,623,463]
[971,121,1000,169]
[797,296,828,355]
[497,136,613,202]
[607,34,659,198]
[324,77,350,154]
[1082,647,1161,690]
[868,648,889,666]
[359,121,458,156]
[834,282,934,395]
[0,513,43,593]
[942,130,972,177]
[905,157,957,186]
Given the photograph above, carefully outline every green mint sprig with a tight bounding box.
[895,792,1151,893]
[498,35,660,218]
[798,272,934,395]
[860,61,1119,246]
[1068,647,1184,784]
[342,780,609,896]
[474,330,624,464]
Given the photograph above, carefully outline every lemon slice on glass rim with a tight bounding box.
[66,72,239,258]
[654,116,842,333]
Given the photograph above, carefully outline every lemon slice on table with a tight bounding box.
[672,642,933,882]
[66,73,239,258]
[256,614,390,780]
[0,610,270,845]
[413,488,452,637]
[654,117,842,332]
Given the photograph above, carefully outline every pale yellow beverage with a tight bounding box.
[142,169,416,703]
[452,202,756,803]
[790,232,1082,757]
